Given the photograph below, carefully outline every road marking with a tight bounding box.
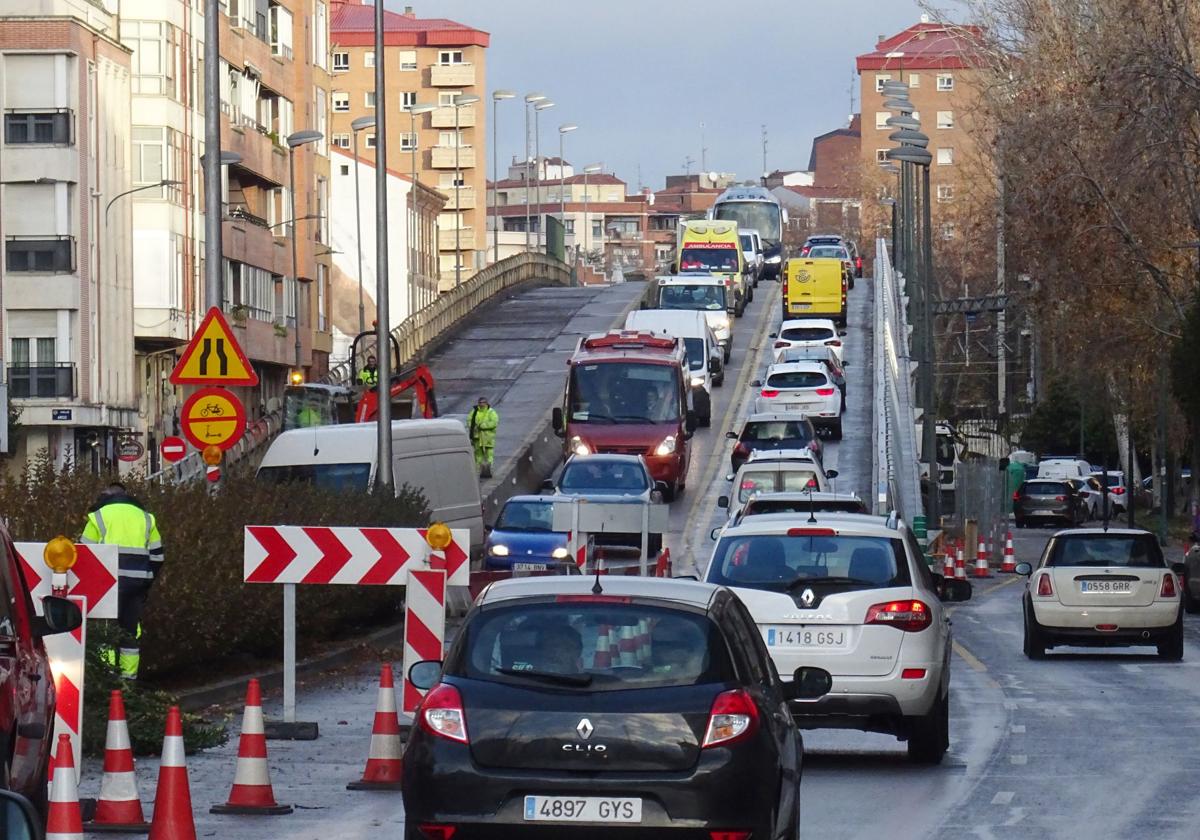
[976,575,1023,597]
[992,791,1015,806]
[1009,754,1027,765]
[1120,663,1142,674]
[1003,699,1018,711]
[953,641,988,673]
[1010,724,1025,734]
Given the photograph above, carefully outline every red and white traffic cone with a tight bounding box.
[148,706,196,840]
[348,664,404,791]
[654,547,672,577]
[87,690,150,833]
[47,734,83,840]
[616,625,638,667]
[593,625,613,668]
[942,547,954,578]
[974,537,991,578]
[954,542,967,581]
[210,679,292,815]
[1001,531,1017,573]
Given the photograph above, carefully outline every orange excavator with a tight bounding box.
[282,331,438,431]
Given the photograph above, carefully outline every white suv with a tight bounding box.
[753,361,843,439]
[770,319,845,363]
[702,512,971,763]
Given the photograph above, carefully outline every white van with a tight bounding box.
[650,275,734,361]
[624,309,723,426]
[256,419,484,556]
[1036,458,1092,481]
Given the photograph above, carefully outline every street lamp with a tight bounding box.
[582,163,602,265]
[285,130,323,375]
[533,100,555,252]
[491,90,515,264]
[558,123,578,247]
[350,116,375,336]
[452,94,481,288]
[889,128,928,148]
[523,93,546,251]
[406,103,438,311]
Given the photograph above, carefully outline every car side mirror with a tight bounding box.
[825,469,839,479]
[751,379,762,388]
[669,262,678,274]
[717,495,729,509]
[725,431,738,440]
[1015,562,1033,576]
[650,490,664,504]
[551,407,564,436]
[685,411,697,436]
[710,527,722,540]
[782,666,833,701]
[769,332,778,339]
[841,360,850,366]
[1171,562,1187,576]
[541,478,555,492]
[676,573,700,581]
[837,330,848,337]
[0,790,39,840]
[34,595,82,638]
[940,578,973,603]
[408,660,443,692]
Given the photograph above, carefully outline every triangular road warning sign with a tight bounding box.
[170,307,259,386]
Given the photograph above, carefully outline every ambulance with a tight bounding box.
[674,220,751,316]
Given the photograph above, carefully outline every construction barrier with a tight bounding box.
[402,568,447,713]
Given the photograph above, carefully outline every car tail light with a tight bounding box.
[1112,486,1126,495]
[733,442,749,457]
[419,683,469,744]
[1161,573,1178,598]
[901,668,927,679]
[702,688,759,748]
[710,833,752,840]
[417,827,458,840]
[1036,574,1054,597]
[825,339,842,347]
[774,340,789,348]
[1095,624,1118,632]
[815,387,836,396]
[855,256,863,269]
[800,246,811,256]
[864,600,932,632]
[1054,495,1066,502]
[760,389,780,398]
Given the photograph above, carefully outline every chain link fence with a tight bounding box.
[954,457,1009,552]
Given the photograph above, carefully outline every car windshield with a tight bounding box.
[1022,481,1069,495]
[781,326,834,342]
[808,247,848,259]
[559,461,650,494]
[256,462,371,491]
[714,201,782,242]
[450,601,735,691]
[683,337,705,371]
[568,362,682,423]
[496,500,555,531]
[742,420,814,444]
[738,470,819,502]
[1045,534,1165,568]
[746,499,865,516]
[707,534,909,589]
[659,283,725,311]
[739,234,753,250]
[767,371,828,389]
[1098,474,1124,488]
[679,246,739,272]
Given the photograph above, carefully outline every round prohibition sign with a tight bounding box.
[181,387,247,451]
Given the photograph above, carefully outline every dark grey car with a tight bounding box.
[1014,480,1085,528]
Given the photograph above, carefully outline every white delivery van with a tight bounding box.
[1036,458,1092,481]
[256,419,484,556]
[650,274,734,362]
[624,309,723,426]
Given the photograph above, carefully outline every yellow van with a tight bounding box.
[782,258,846,325]
[675,220,750,317]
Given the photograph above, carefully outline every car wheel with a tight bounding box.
[735,299,746,318]
[714,372,725,387]
[700,412,712,428]
[1015,517,1026,529]
[1183,579,1200,614]
[1023,604,1048,659]
[724,347,731,363]
[848,276,855,290]
[747,285,754,303]
[907,688,949,764]
[830,419,843,441]
[1157,613,1184,661]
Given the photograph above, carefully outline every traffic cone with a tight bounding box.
[149,706,196,840]
[1001,531,1017,573]
[87,690,150,832]
[210,679,292,815]
[593,625,613,668]
[347,664,404,791]
[616,625,638,667]
[942,547,954,578]
[46,734,83,840]
[974,537,991,578]
[954,542,967,580]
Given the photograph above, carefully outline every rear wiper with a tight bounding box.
[495,667,594,687]
[786,576,878,590]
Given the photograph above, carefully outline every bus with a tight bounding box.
[708,186,788,280]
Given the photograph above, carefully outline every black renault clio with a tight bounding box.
[401,576,830,839]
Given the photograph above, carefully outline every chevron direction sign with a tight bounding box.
[243,526,470,587]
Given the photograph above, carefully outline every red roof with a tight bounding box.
[856,22,983,71]
[330,0,489,48]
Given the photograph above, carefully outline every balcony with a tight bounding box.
[437,227,474,251]
[430,63,476,87]
[9,364,75,399]
[431,145,475,169]
[444,186,476,210]
[431,105,476,128]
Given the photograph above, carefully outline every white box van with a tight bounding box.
[624,309,723,426]
[650,275,734,361]
[256,419,484,557]
[1036,458,1091,481]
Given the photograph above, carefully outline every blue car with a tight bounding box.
[485,495,574,570]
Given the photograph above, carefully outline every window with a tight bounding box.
[312,1,327,70]
[908,73,920,88]
[875,148,889,164]
[332,91,349,112]
[5,238,73,272]
[365,133,377,149]
[365,91,376,108]
[4,111,70,145]
[936,110,954,129]
[8,337,71,399]
[438,50,464,64]
[940,222,956,240]
[316,263,329,331]
[398,50,417,70]
[399,132,417,151]
[133,126,171,193]
[332,51,349,71]
[937,73,954,91]
[120,20,175,96]
[438,130,464,147]
[269,4,293,59]
[339,163,350,176]
[936,147,954,166]
[314,86,327,154]
[937,184,955,202]
[224,260,274,320]
[401,91,416,110]
[332,133,350,149]
[364,50,375,68]
[875,111,891,130]
[437,90,461,106]
[874,74,891,92]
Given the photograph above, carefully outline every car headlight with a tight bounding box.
[552,547,570,560]
[655,435,677,456]
[691,376,705,387]
[714,316,730,330]
[570,436,591,456]
[489,544,509,557]
[766,254,782,264]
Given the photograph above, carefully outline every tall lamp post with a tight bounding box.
[581,163,602,265]
[452,94,481,288]
[533,100,554,251]
[350,116,375,336]
[491,90,515,264]
[285,130,323,375]
[558,123,577,251]
[522,93,546,251]
[407,103,438,311]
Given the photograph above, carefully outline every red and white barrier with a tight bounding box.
[16,543,118,618]
[401,569,447,713]
[44,596,87,784]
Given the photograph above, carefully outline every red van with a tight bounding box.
[552,331,697,499]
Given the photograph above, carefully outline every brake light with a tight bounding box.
[1054,495,1066,502]
[1112,486,1126,495]
[788,527,835,536]
[864,600,932,632]
[815,387,835,396]
[825,339,842,347]
[774,340,789,348]
[419,683,469,744]
[1036,574,1054,597]
[733,442,749,456]
[760,389,780,398]
[1161,573,1178,599]
[855,256,863,269]
[702,688,759,748]
[710,833,752,840]
[417,827,458,840]
[901,668,927,679]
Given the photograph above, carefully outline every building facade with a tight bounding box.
[330,0,488,290]
[0,0,137,472]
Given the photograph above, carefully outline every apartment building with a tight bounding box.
[330,1,488,291]
[119,0,333,471]
[0,0,137,472]
[856,20,987,251]
[773,115,863,241]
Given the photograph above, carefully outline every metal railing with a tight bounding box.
[871,238,923,522]
[8,364,75,399]
[954,457,1007,539]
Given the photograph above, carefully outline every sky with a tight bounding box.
[391,0,926,189]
